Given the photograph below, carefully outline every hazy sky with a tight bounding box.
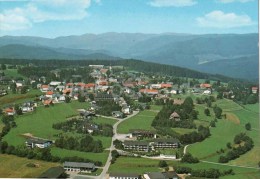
[0,0,258,37]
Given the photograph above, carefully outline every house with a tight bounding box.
[95,93,114,101]
[15,81,23,88]
[82,122,98,134]
[39,166,65,178]
[55,85,65,92]
[123,141,151,152]
[85,83,95,90]
[122,106,132,115]
[200,83,211,89]
[80,111,96,119]
[203,89,211,95]
[89,65,104,69]
[63,161,95,173]
[252,87,258,94]
[161,83,172,88]
[169,112,180,121]
[109,173,141,179]
[152,138,180,149]
[41,85,50,92]
[170,89,179,95]
[43,99,53,106]
[151,84,161,89]
[144,171,179,179]
[21,106,34,113]
[112,111,124,118]
[139,89,159,95]
[49,81,61,87]
[129,129,157,139]
[45,91,54,98]
[3,107,15,116]
[0,89,7,96]
[25,138,52,148]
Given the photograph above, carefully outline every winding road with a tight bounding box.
[72,111,139,179]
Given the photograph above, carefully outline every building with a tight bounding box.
[144,171,179,179]
[123,141,151,152]
[109,173,141,179]
[152,138,180,149]
[129,129,157,139]
[252,87,258,94]
[200,83,211,89]
[63,162,95,173]
[39,166,65,178]
[95,93,114,101]
[203,90,211,95]
[169,112,180,121]
[112,111,124,118]
[139,89,159,95]
[25,138,52,148]
[4,107,15,116]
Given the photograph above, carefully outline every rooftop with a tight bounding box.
[63,161,95,168]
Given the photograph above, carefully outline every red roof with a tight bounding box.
[4,108,14,113]
[252,87,258,90]
[139,89,159,94]
[161,84,172,88]
[46,91,54,95]
[99,81,108,86]
[41,85,49,89]
[85,83,95,88]
[63,89,71,94]
[43,100,52,105]
[100,69,108,74]
[66,83,74,87]
[200,83,211,88]
[77,83,85,87]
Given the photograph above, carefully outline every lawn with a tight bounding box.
[93,116,117,126]
[109,156,171,173]
[0,154,60,178]
[51,147,109,165]
[117,110,158,134]
[172,127,196,135]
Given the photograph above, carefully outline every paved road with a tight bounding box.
[183,145,189,154]
[71,111,139,179]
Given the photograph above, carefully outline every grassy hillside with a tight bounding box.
[0,154,59,178]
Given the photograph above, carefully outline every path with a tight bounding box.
[72,111,139,179]
[200,160,260,170]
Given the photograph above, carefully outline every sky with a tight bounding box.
[0,0,258,38]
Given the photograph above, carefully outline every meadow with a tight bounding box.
[117,109,158,134]
[0,154,59,178]
[3,101,115,166]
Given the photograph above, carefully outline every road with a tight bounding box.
[72,111,139,179]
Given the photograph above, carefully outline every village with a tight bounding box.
[0,62,259,179]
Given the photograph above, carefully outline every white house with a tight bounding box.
[49,81,62,86]
[25,138,52,148]
[203,90,211,95]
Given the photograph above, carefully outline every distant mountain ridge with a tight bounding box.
[0,32,258,80]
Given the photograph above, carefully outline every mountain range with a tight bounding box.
[0,33,258,81]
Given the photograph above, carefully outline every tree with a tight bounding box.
[65,96,71,103]
[78,93,85,102]
[1,64,6,70]
[181,153,199,163]
[158,160,168,168]
[245,122,251,131]
[21,86,28,94]
[204,108,210,116]
[210,120,216,127]
[213,106,222,119]
[258,161,260,168]
[226,142,232,149]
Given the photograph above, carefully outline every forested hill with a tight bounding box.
[0,58,238,83]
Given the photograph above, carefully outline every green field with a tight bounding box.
[4,69,26,79]
[214,98,243,112]
[188,102,259,168]
[117,110,158,134]
[172,127,196,135]
[109,156,260,178]
[51,147,109,165]
[0,154,59,178]
[93,116,117,126]
[0,89,43,108]
[109,157,166,173]
[3,101,111,165]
